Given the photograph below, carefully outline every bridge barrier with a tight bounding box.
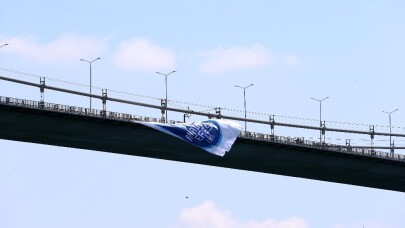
[238,130,405,162]
[1,95,405,163]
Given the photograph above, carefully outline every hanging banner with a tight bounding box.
[137,119,241,156]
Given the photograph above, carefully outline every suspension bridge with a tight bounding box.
[0,67,404,193]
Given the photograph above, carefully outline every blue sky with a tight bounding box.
[1,1,405,227]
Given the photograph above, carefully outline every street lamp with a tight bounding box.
[0,43,8,49]
[183,113,191,123]
[382,108,399,152]
[235,84,254,131]
[156,71,176,123]
[310,97,329,143]
[80,57,100,109]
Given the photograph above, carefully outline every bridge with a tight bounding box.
[1,68,405,193]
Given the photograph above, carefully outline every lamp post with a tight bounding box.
[80,57,100,109]
[183,113,191,123]
[311,97,329,143]
[235,84,254,131]
[382,109,398,152]
[0,43,8,49]
[156,71,176,123]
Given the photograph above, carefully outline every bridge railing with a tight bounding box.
[2,95,405,163]
[0,96,170,123]
[239,131,405,162]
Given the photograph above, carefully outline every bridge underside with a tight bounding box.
[1,104,404,193]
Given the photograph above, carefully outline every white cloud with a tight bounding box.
[172,201,309,228]
[112,38,176,71]
[199,45,273,74]
[1,34,106,64]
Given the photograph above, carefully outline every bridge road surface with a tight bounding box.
[0,103,405,193]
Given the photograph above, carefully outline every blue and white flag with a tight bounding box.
[137,119,241,156]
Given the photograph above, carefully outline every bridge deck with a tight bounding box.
[1,103,405,192]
